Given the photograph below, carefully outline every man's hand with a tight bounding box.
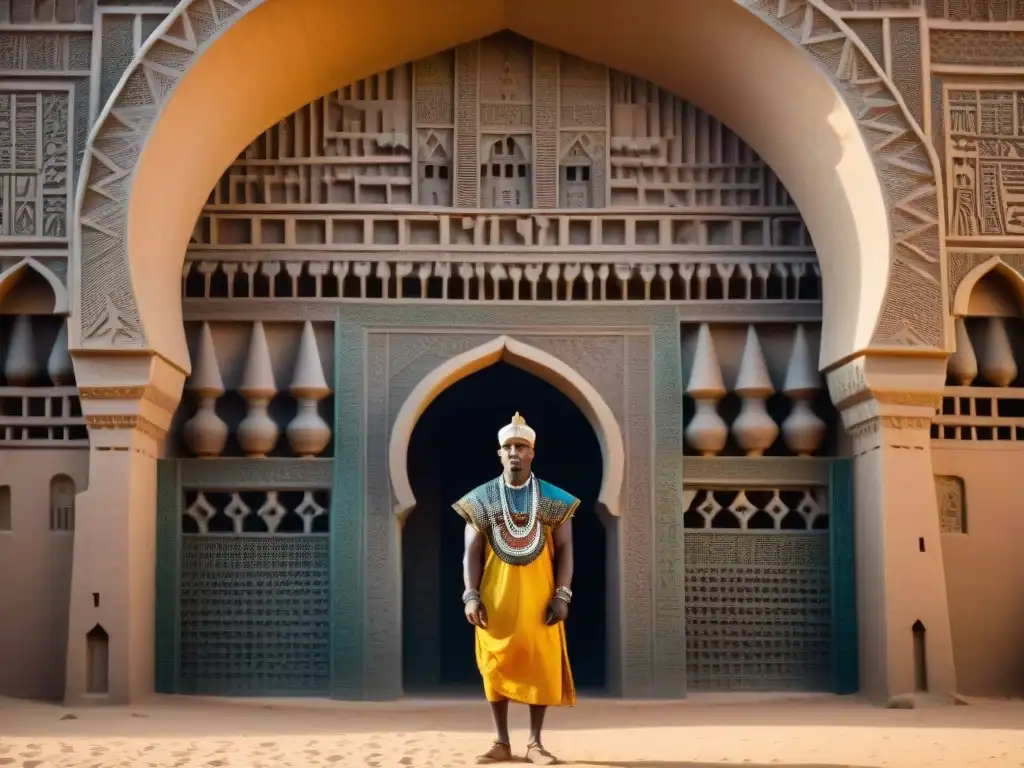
[465,598,488,628]
[544,596,569,626]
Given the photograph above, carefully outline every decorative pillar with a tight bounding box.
[826,354,957,706]
[64,352,184,705]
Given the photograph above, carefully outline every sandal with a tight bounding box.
[476,741,513,764]
[526,742,559,765]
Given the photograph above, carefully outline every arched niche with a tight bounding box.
[85,623,109,695]
[388,335,625,520]
[49,474,76,532]
[73,0,945,377]
[952,257,1024,319]
[0,258,69,315]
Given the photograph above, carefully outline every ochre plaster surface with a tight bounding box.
[934,446,1024,698]
[0,451,88,701]
[827,355,957,703]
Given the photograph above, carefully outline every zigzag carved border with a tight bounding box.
[73,0,947,352]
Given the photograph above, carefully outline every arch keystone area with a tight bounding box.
[952,257,1024,318]
[74,0,948,372]
[387,335,626,520]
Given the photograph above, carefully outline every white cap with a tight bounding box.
[498,412,536,448]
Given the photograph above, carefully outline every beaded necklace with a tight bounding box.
[493,473,543,561]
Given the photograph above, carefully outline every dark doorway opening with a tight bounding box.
[403,360,607,695]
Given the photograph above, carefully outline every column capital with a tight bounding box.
[825,353,947,455]
[70,350,186,446]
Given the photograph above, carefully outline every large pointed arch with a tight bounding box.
[388,335,625,519]
[72,0,947,372]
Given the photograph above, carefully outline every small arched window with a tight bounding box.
[50,474,75,532]
[0,485,10,531]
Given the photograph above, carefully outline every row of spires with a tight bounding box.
[184,321,333,458]
[685,323,826,457]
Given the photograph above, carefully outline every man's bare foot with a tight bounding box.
[526,742,558,765]
[476,741,513,764]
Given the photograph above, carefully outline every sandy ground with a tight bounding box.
[1,694,1023,767]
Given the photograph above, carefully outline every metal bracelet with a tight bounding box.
[462,588,481,605]
[554,586,572,604]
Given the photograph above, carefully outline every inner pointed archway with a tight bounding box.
[389,336,625,522]
[403,361,607,693]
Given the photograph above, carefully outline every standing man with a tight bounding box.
[453,412,578,765]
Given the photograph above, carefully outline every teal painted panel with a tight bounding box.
[327,305,681,699]
[154,459,180,694]
[829,457,859,695]
[330,318,366,697]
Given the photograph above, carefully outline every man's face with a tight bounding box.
[499,438,534,475]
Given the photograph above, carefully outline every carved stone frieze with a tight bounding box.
[826,355,946,454]
[77,383,181,417]
[684,456,831,486]
[178,458,333,489]
[931,30,1024,68]
[84,413,165,440]
[846,413,934,454]
[76,0,945,361]
[927,0,1024,20]
[824,0,920,10]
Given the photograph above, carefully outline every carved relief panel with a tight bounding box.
[210,67,413,208]
[934,475,966,533]
[413,51,454,207]
[608,73,790,209]
[0,86,71,240]
[185,33,815,313]
[945,85,1024,239]
[204,32,796,217]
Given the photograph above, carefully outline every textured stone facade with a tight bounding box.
[3,0,1024,706]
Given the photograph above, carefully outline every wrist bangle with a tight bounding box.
[554,586,572,604]
[462,588,481,605]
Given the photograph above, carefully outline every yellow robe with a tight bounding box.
[477,529,576,706]
[454,476,578,707]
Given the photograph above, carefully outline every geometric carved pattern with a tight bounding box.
[684,530,832,692]
[0,87,72,239]
[739,0,944,349]
[683,488,829,531]
[945,85,1024,240]
[178,535,330,694]
[77,0,945,356]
